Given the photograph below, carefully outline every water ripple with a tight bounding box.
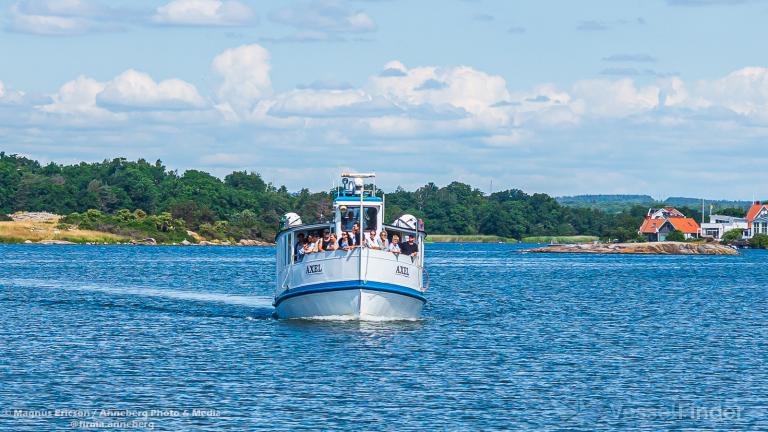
[1,244,767,430]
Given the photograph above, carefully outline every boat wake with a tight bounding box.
[6,278,274,319]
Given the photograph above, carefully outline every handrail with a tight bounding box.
[278,267,291,294]
[295,247,418,265]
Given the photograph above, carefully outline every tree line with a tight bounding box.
[0,152,719,242]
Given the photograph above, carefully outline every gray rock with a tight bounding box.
[37,239,76,245]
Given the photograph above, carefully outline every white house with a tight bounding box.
[638,207,700,242]
[746,202,768,238]
[700,215,748,240]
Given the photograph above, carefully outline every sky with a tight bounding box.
[1,0,768,198]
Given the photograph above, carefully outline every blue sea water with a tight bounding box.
[1,243,767,431]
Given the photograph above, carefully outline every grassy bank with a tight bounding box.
[426,235,518,243]
[520,235,598,244]
[0,218,126,244]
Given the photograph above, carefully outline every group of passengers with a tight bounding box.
[295,222,419,261]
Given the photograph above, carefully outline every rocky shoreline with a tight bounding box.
[523,242,739,255]
[3,212,275,246]
[19,239,275,246]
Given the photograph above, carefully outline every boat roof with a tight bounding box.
[333,196,383,203]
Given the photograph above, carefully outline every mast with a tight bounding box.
[359,180,364,284]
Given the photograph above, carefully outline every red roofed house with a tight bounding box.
[638,207,701,242]
[746,202,768,238]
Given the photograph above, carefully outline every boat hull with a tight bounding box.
[274,283,425,320]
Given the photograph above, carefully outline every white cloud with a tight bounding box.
[153,0,256,26]
[212,44,272,117]
[41,75,109,116]
[269,0,376,38]
[7,0,119,35]
[267,89,397,118]
[571,78,660,118]
[96,69,206,111]
[696,67,768,117]
[368,61,509,118]
[15,0,107,16]
[13,43,768,197]
[8,2,90,35]
[41,70,205,122]
[503,84,580,127]
[0,81,28,105]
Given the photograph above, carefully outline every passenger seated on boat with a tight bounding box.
[378,230,389,250]
[318,229,334,252]
[364,230,379,249]
[305,234,318,254]
[339,232,352,250]
[295,237,308,261]
[341,209,355,231]
[295,233,306,260]
[351,223,362,246]
[400,235,419,258]
[326,233,339,251]
[389,235,401,254]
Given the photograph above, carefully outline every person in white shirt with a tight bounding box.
[388,235,401,254]
[378,230,389,250]
[305,234,319,253]
[364,230,379,249]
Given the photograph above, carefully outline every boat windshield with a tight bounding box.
[340,206,378,231]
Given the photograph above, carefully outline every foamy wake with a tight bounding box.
[8,278,273,308]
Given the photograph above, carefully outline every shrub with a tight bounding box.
[60,212,82,225]
[749,234,768,249]
[116,208,134,222]
[85,209,104,220]
[721,228,743,243]
[58,208,188,243]
[0,213,11,222]
[666,230,685,242]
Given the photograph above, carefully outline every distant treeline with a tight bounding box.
[0,153,742,242]
[558,194,753,213]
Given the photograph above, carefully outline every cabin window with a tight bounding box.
[340,207,359,231]
[364,207,378,231]
[283,236,291,265]
[339,206,378,231]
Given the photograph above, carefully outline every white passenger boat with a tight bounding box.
[273,172,428,320]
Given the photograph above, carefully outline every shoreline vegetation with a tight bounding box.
[0,154,757,247]
[426,235,517,243]
[0,212,271,245]
[0,216,600,246]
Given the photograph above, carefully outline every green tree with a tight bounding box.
[666,230,685,242]
[721,229,743,243]
[749,234,768,249]
[713,207,746,218]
